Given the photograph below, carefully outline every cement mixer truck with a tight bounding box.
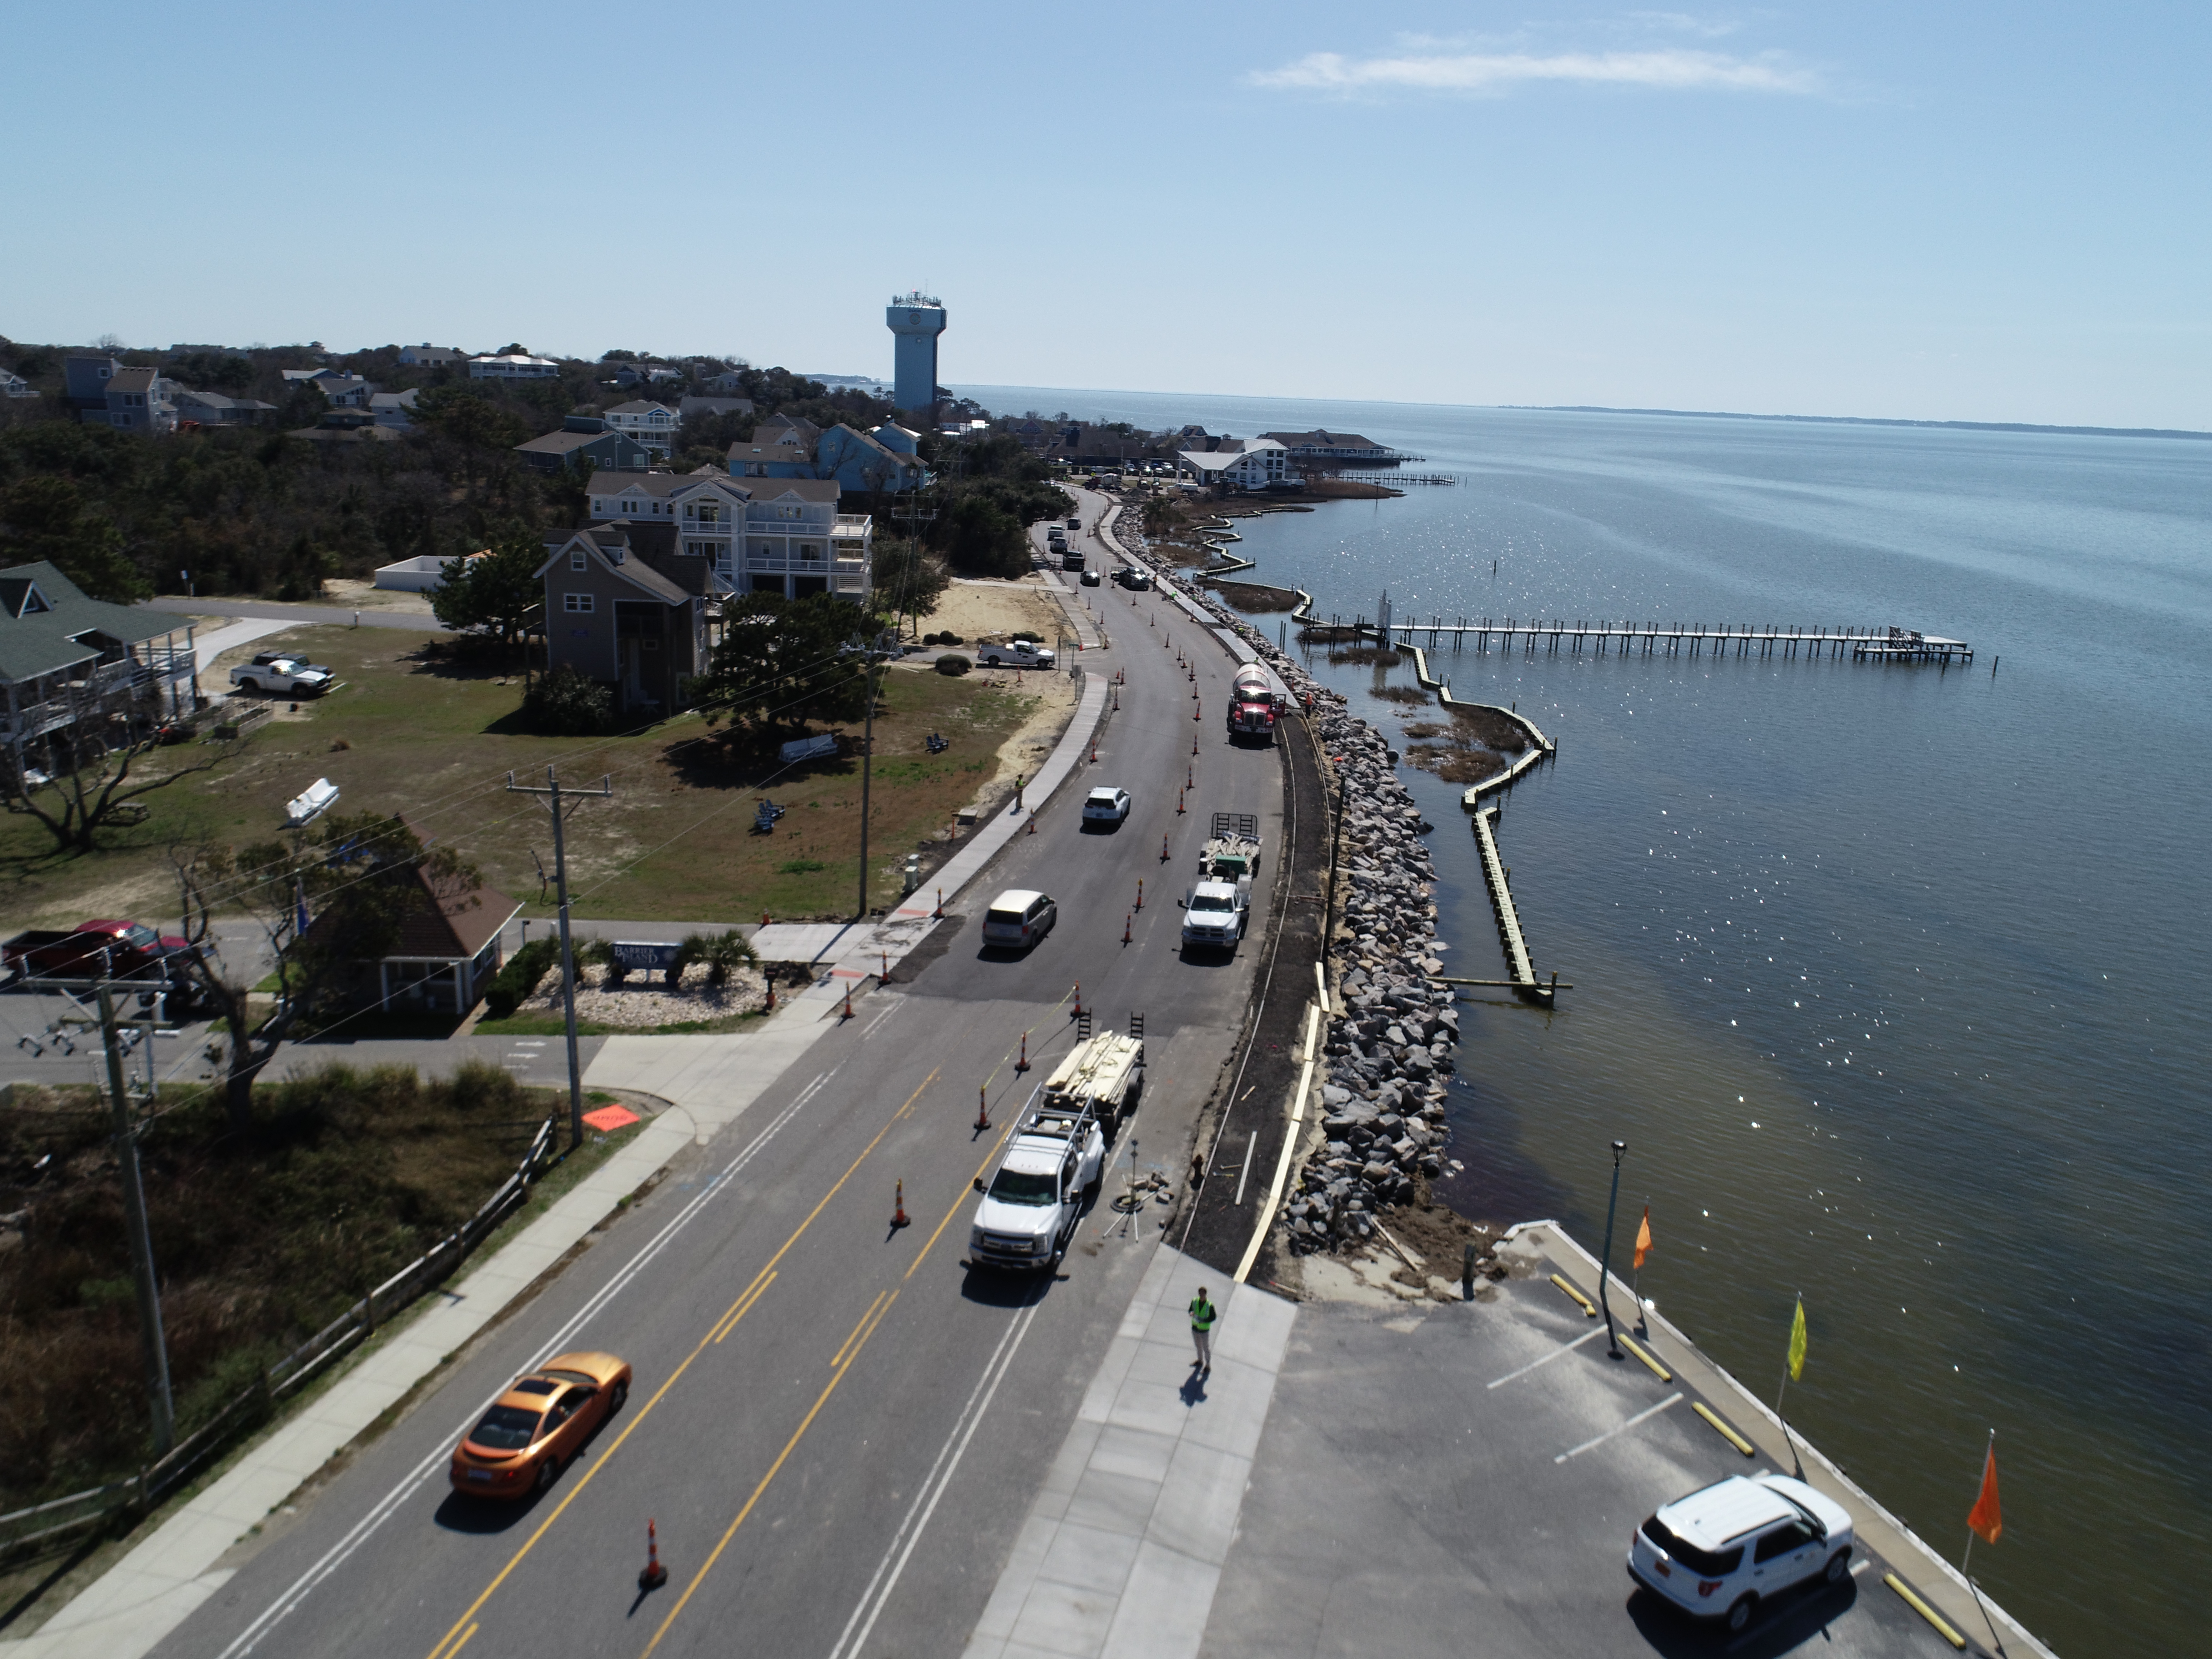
[1226,662,1287,744]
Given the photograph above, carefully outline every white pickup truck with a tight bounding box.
[967,1100,1106,1271]
[1180,877,1250,953]
[230,657,333,696]
[977,638,1056,670]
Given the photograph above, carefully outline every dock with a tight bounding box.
[1469,805,1553,1005]
[1303,615,1973,664]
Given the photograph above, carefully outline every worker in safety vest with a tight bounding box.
[1188,1287,1217,1374]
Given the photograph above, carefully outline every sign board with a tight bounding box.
[611,941,683,972]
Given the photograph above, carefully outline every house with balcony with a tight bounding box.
[468,353,561,380]
[2,562,196,785]
[604,399,679,458]
[514,415,652,474]
[814,423,929,494]
[1260,429,1396,465]
[535,526,711,719]
[586,472,872,604]
[100,367,179,434]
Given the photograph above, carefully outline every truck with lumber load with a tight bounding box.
[1039,1030,1145,1141]
[966,1095,1107,1271]
[1197,813,1262,881]
[1226,662,1286,742]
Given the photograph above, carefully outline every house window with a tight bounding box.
[564,593,594,613]
[570,549,586,570]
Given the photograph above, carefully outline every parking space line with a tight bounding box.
[1487,1326,1602,1388]
[1553,1393,1683,1463]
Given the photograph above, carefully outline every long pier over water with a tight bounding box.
[1305,615,1974,664]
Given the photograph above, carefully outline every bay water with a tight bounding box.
[961,387,2212,1657]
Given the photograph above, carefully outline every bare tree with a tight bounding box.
[171,814,484,1133]
[3,694,245,854]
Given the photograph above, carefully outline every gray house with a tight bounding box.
[514,417,652,475]
[2,562,196,784]
[174,388,275,427]
[535,527,710,719]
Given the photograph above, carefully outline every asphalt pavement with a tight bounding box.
[145,490,1295,1659]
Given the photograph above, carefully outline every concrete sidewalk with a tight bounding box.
[963,1250,1297,1659]
[4,622,1118,1659]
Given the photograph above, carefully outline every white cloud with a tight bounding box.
[1249,46,1817,97]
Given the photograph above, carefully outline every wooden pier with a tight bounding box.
[1469,805,1553,1005]
[1301,616,1973,664]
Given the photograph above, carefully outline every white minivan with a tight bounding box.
[1627,1473,1854,1633]
[980,889,1058,951]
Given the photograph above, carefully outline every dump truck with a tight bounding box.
[1039,1030,1145,1141]
[966,1095,1106,1271]
[1226,662,1287,743]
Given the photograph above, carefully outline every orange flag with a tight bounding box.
[1633,1206,1653,1270]
[1967,1438,2002,1544]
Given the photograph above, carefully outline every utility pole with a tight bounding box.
[1599,1139,1628,1359]
[96,983,175,1455]
[507,768,613,1146]
[856,645,890,921]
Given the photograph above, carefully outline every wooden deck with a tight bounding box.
[1302,616,1973,664]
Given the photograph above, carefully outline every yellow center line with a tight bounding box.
[829,1290,890,1370]
[418,1066,938,1659]
[639,1289,903,1659]
[711,1270,776,1344]
[905,1128,1013,1280]
[442,1624,478,1659]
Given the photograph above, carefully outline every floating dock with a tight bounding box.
[1469,806,1553,1004]
[1303,616,1973,665]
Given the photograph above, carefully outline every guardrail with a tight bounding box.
[0,1118,559,1567]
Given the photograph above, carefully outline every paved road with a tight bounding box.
[153,493,1294,1659]
[144,598,450,633]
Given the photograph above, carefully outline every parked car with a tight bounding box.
[1081,786,1131,823]
[980,889,1058,951]
[448,1351,632,1499]
[1628,1473,1854,1633]
[230,658,332,696]
[978,638,1056,670]
[251,649,333,676]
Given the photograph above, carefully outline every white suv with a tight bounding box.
[1628,1473,1854,1633]
[1081,787,1131,823]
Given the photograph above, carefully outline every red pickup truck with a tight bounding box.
[2,919,194,984]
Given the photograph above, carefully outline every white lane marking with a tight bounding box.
[824,1300,1043,1659]
[1486,1327,1603,1389]
[1232,1131,1257,1207]
[1554,1393,1684,1463]
[861,1000,900,1040]
[213,1067,836,1659]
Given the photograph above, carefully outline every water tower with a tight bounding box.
[886,290,945,415]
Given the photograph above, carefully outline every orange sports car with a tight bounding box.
[448,1351,632,1498]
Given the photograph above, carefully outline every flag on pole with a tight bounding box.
[1787,1295,1807,1382]
[1633,1206,1653,1270]
[1968,1436,2002,1544]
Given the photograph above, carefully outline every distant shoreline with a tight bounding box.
[1510,404,2212,442]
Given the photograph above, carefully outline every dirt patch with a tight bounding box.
[1205,580,1302,613]
[320,578,437,615]
[1302,478,1403,499]
[921,580,1072,649]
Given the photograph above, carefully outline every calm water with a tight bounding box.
[965,388,2212,1657]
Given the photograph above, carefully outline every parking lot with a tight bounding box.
[1202,1232,2005,1658]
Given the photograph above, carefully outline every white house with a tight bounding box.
[369,388,419,429]
[1177,437,1298,491]
[0,370,35,399]
[603,399,679,457]
[468,354,561,380]
[586,472,871,603]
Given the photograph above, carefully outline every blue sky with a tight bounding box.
[5,3,2206,426]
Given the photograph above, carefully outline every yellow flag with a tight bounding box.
[1787,1295,1808,1382]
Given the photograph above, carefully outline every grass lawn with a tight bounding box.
[0,623,1050,928]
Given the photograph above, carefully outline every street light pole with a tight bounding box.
[506,768,613,1147]
[97,983,175,1454]
[1599,1138,1627,1359]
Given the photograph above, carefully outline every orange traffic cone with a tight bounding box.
[762,911,771,925]
[764,975,775,1012]
[976,1086,991,1129]
[934,887,943,920]
[1176,786,1185,814]
[880,950,890,984]
[1027,811,1036,835]
[1135,880,1143,911]
[841,983,854,1021]
[1160,833,1170,862]
[1192,733,1200,754]
[1015,1031,1030,1072]
[1187,764,1194,788]
[891,1181,910,1227]
[1122,912,1132,946]
[640,1519,668,1589]
[1071,982,1083,1018]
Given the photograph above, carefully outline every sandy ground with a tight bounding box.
[321,578,438,614]
[519,961,769,1027]
[923,579,1070,647]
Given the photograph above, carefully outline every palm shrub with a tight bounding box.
[679,929,758,986]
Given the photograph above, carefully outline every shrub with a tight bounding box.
[935,654,971,676]
[522,664,613,735]
[679,929,758,986]
[482,937,559,1019]
[1011,630,1042,643]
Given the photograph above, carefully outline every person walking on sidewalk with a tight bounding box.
[1189,1287,1217,1375]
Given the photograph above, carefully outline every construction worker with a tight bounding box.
[1188,1286,1217,1375]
